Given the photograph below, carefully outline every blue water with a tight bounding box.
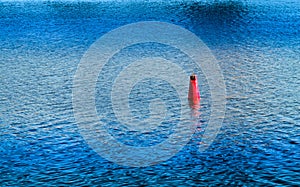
[1,0,299,186]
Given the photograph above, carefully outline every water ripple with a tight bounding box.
[0,0,299,186]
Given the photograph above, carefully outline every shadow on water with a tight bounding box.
[178,0,251,45]
[180,0,300,47]
[184,1,249,25]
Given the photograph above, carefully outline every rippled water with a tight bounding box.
[1,0,299,186]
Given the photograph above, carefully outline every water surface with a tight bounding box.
[0,0,299,186]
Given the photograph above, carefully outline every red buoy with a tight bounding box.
[188,74,200,103]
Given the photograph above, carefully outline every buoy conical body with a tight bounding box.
[188,74,200,103]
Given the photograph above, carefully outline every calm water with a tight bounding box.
[1,0,300,186]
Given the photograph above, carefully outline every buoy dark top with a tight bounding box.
[190,74,196,80]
